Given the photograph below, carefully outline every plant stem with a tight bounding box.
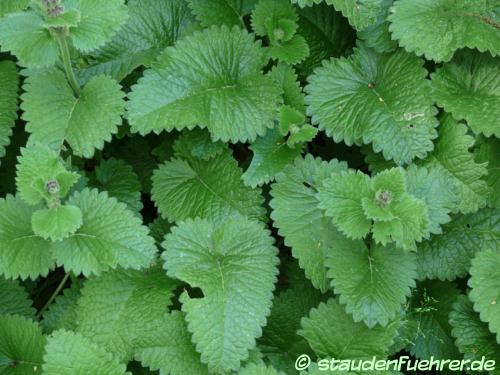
[55,32,81,96]
[35,273,70,320]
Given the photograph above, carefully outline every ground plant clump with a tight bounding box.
[0,0,499,374]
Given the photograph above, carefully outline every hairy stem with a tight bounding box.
[55,32,81,96]
[35,273,70,320]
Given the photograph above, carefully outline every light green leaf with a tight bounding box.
[90,158,143,213]
[269,63,305,113]
[267,35,310,64]
[0,0,28,18]
[238,363,285,375]
[325,0,382,30]
[42,280,82,333]
[421,114,490,214]
[306,43,438,165]
[0,315,46,374]
[389,0,500,62]
[0,61,19,162]
[50,188,156,276]
[358,0,397,53]
[270,155,348,291]
[469,250,500,343]
[432,50,500,137]
[243,128,302,187]
[450,295,500,375]
[252,0,298,41]
[76,267,178,361]
[326,238,417,327]
[43,330,128,375]
[416,209,500,281]
[299,298,399,359]
[134,311,209,375]
[287,125,318,147]
[152,148,265,222]
[0,195,54,280]
[0,276,35,317]
[127,26,282,143]
[187,0,256,28]
[22,70,125,158]
[475,136,500,208]
[162,217,279,373]
[31,204,83,242]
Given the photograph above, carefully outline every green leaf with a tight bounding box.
[416,209,500,281]
[239,363,285,375]
[42,280,82,333]
[450,295,500,375]
[162,217,279,373]
[0,276,35,317]
[43,330,128,375]
[469,250,500,343]
[287,125,318,147]
[306,43,438,165]
[475,136,500,208]
[389,0,500,62]
[134,311,209,375]
[405,165,459,236]
[0,315,46,374]
[50,188,156,276]
[269,63,305,113]
[76,0,194,82]
[243,128,302,187]
[0,195,54,280]
[90,158,143,213]
[152,148,265,222]
[76,267,178,361]
[252,0,298,41]
[21,70,125,158]
[317,170,372,239]
[325,0,382,30]
[358,0,397,53]
[267,35,310,64]
[0,61,19,163]
[421,114,490,214]
[291,0,323,7]
[326,238,417,328]
[0,0,28,18]
[432,50,500,137]
[187,0,256,28]
[31,204,83,242]
[299,298,399,359]
[173,129,226,161]
[126,26,282,143]
[270,155,348,291]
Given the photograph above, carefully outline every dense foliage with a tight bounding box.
[0,0,499,374]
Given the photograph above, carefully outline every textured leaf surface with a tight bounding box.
[0,61,18,162]
[432,50,500,137]
[389,0,500,62]
[31,205,83,242]
[421,115,489,214]
[239,363,285,375]
[299,298,399,359]
[325,0,382,30]
[77,267,177,361]
[127,26,282,143]
[475,137,500,208]
[173,129,226,161]
[358,0,397,53]
[450,295,500,375]
[51,188,156,276]
[270,155,348,291]
[326,237,417,327]
[162,217,279,373]
[469,251,500,343]
[188,0,256,27]
[416,209,500,281]
[42,281,82,333]
[152,148,265,222]
[306,43,438,165]
[43,330,127,375]
[0,0,28,18]
[0,195,54,280]
[22,70,125,158]
[0,315,46,374]
[134,311,209,375]
[243,128,302,187]
[0,277,35,317]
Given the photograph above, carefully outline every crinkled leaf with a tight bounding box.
[127,26,282,143]
[417,209,500,281]
[292,0,323,7]
[162,217,279,373]
[306,43,438,165]
[252,0,298,42]
[270,155,348,291]
[469,250,500,343]
[187,0,256,28]
[239,363,285,375]
[50,188,156,276]
[326,237,417,327]
[358,0,397,53]
[389,0,500,62]
[0,277,35,317]
[0,61,19,162]
[152,148,265,222]
[475,136,500,208]
[31,205,83,242]
[432,50,500,137]
[243,128,302,187]
[325,0,382,30]
[267,35,310,64]
[22,70,125,158]
[43,330,128,375]
[269,63,305,113]
[173,129,226,161]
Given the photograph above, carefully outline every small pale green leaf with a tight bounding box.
[31,205,83,242]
